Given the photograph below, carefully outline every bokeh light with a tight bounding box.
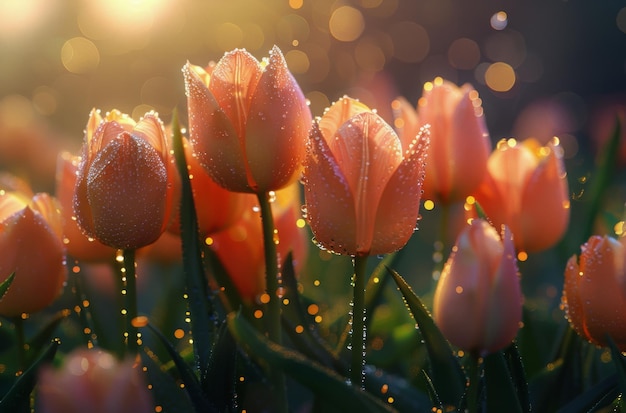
[329,6,365,42]
[485,62,516,92]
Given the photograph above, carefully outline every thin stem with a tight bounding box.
[122,248,138,354]
[351,255,368,388]
[13,316,26,372]
[256,192,287,413]
[466,352,481,413]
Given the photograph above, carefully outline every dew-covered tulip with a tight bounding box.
[393,78,490,204]
[37,348,153,413]
[209,183,308,303]
[469,138,570,252]
[562,235,626,350]
[303,96,429,256]
[183,46,312,194]
[73,109,176,250]
[56,152,115,262]
[433,219,522,355]
[0,183,65,317]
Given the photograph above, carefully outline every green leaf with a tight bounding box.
[144,323,217,413]
[387,267,466,407]
[26,312,66,364]
[204,323,238,412]
[503,343,531,413]
[171,110,214,377]
[227,311,398,413]
[556,375,618,413]
[0,272,15,302]
[141,351,196,413]
[484,351,523,413]
[606,336,626,410]
[0,339,60,413]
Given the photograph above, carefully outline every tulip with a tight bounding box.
[56,152,115,262]
[433,219,522,355]
[37,348,153,413]
[562,235,626,350]
[393,78,490,204]
[303,96,429,256]
[0,184,65,317]
[183,46,312,194]
[73,109,176,250]
[209,183,308,303]
[469,138,570,253]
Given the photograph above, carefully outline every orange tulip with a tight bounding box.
[562,235,626,350]
[433,219,522,355]
[393,78,490,204]
[168,138,248,237]
[37,348,153,413]
[469,138,570,252]
[56,152,115,262]
[73,109,176,250]
[0,185,65,317]
[208,183,308,303]
[303,96,429,256]
[183,46,312,194]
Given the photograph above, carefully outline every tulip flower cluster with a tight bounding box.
[0,44,624,413]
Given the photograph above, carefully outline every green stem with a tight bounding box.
[351,255,368,388]
[13,316,26,372]
[256,192,287,413]
[466,353,481,413]
[122,249,138,354]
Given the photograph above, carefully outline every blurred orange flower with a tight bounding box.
[37,348,153,413]
[0,181,65,317]
[433,219,522,355]
[303,96,429,256]
[562,235,626,350]
[183,46,312,194]
[393,78,490,204]
[469,138,570,252]
[73,109,176,250]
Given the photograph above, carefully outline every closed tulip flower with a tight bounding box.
[0,185,65,317]
[73,109,176,250]
[183,46,312,194]
[562,235,626,350]
[37,348,153,413]
[393,78,490,204]
[469,138,570,252]
[433,219,522,355]
[303,96,429,256]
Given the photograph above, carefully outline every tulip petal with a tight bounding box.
[133,113,167,159]
[371,125,429,255]
[304,123,357,255]
[183,62,249,192]
[245,46,312,192]
[86,134,168,249]
[391,97,421,150]
[319,97,371,145]
[563,254,585,340]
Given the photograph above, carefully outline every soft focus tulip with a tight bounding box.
[56,152,115,262]
[433,219,522,356]
[168,137,248,237]
[0,183,65,316]
[469,138,570,252]
[393,78,490,204]
[73,109,176,250]
[37,348,153,413]
[183,46,312,193]
[208,183,308,303]
[562,235,626,350]
[303,96,429,256]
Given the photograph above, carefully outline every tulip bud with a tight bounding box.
[73,109,175,250]
[0,185,66,317]
[183,46,312,194]
[303,96,429,256]
[37,348,153,413]
[562,235,626,350]
[433,219,522,356]
[469,137,570,253]
[393,78,490,204]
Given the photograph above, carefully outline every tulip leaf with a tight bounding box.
[503,343,531,413]
[144,323,217,413]
[606,336,626,410]
[556,374,618,413]
[386,267,466,407]
[483,351,523,413]
[227,311,398,413]
[0,272,14,302]
[203,322,238,412]
[0,338,59,413]
[26,311,66,365]
[171,110,215,378]
[140,350,196,413]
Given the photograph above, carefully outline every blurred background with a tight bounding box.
[0,0,624,193]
